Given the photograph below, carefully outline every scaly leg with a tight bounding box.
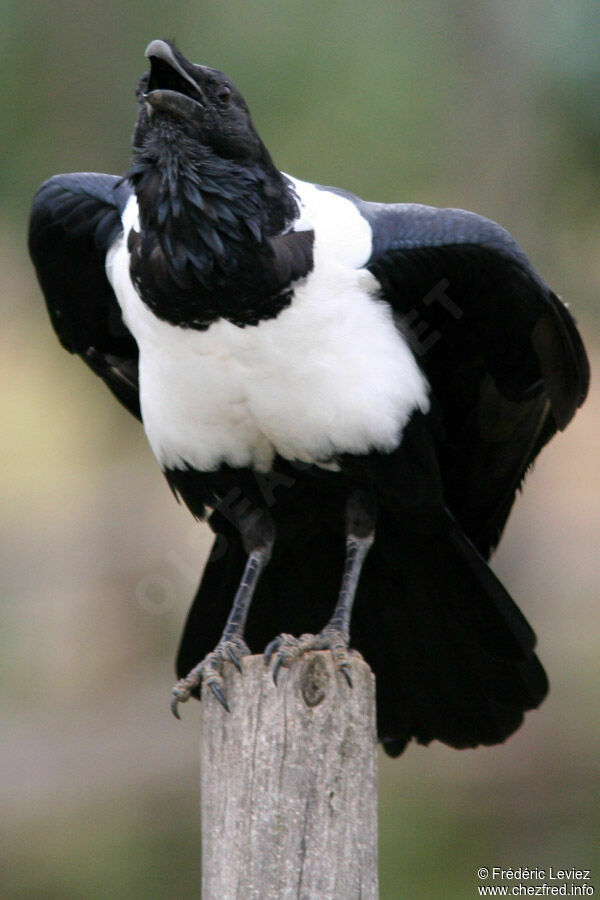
[171,511,275,717]
[264,491,375,685]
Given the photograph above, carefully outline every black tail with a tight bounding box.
[176,510,548,756]
[352,510,548,755]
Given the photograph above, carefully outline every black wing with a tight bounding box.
[28,173,141,420]
[354,196,589,557]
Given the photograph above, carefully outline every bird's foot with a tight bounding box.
[171,635,250,718]
[264,628,362,687]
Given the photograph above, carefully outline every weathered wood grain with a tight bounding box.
[200,652,379,899]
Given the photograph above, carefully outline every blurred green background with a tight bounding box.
[2,1,599,897]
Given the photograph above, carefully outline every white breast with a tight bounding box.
[106,189,430,473]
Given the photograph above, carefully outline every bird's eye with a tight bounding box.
[216,84,231,105]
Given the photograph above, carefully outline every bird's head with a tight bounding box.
[134,40,270,166]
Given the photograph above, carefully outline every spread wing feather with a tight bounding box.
[28,173,141,419]
[347,196,590,556]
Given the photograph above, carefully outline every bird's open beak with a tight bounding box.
[143,39,206,120]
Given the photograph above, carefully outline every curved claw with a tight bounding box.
[170,694,182,720]
[227,645,243,673]
[209,681,230,712]
[272,655,284,686]
[264,638,280,667]
[339,662,353,688]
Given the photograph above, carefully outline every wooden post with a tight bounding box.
[200,651,379,900]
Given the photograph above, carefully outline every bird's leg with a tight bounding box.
[265,490,376,686]
[171,510,275,717]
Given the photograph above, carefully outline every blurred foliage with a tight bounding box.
[2,1,599,897]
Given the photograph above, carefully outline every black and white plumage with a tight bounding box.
[29,40,589,756]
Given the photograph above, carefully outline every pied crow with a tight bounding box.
[28,39,589,756]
